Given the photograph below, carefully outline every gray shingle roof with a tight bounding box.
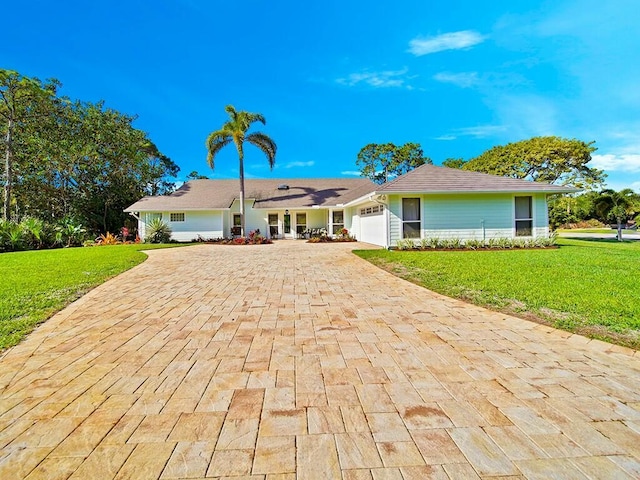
[125,166,577,213]
[376,164,579,194]
[124,178,377,212]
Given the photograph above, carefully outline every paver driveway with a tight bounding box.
[1,242,640,479]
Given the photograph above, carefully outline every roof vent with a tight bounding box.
[277,184,290,190]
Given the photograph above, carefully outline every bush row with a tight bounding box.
[0,218,89,252]
[396,234,557,251]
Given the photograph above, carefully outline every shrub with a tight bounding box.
[55,218,87,247]
[97,232,121,245]
[145,218,172,243]
[465,238,484,250]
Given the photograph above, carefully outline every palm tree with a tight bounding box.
[205,105,276,237]
[595,189,640,241]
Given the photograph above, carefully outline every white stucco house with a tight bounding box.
[124,164,576,248]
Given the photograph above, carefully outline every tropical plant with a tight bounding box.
[20,217,48,249]
[54,218,87,247]
[144,218,172,244]
[205,105,277,236]
[595,189,640,241]
[97,232,120,245]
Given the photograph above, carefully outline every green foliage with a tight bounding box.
[0,69,60,221]
[55,218,87,247]
[145,218,172,243]
[356,142,432,184]
[356,238,640,348]
[1,68,178,234]
[0,243,186,349]
[463,136,604,189]
[185,170,209,180]
[396,235,557,251]
[594,189,640,240]
[441,157,466,169]
[205,105,277,236]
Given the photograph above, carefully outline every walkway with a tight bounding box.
[1,242,639,479]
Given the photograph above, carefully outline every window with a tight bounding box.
[170,213,185,222]
[515,196,533,237]
[231,213,242,236]
[268,214,279,238]
[360,205,384,217]
[147,213,162,222]
[296,213,307,235]
[332,210,344,235]
[402,198,421,239]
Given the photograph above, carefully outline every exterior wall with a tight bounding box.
[387,193,551,247]
[306,209,327,229]
[140,211,224,242]
[533,194,549,237]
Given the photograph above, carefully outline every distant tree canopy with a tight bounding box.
[446,136,605,190]
[357,142,432,184]
[0,69,177,233]
[185,170,209,180]
[548,188,639,238]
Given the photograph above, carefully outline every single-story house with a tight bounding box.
[124,164,576,248]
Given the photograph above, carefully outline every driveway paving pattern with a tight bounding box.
[1,242,639,479]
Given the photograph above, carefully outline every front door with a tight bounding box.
[268,213,279,239]
[283,212,292,238]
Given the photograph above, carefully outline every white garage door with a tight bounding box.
[359,206,386,246]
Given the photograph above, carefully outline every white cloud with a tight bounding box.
[433,71,479,88]
[591,154,640,173]
[408,30,486,56]
[340,170,361,176]
[434,135,457,141]
[453,125,507,138]
[284,161,315,169]
[336,68,411,88]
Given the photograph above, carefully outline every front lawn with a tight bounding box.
[355,238,640,349]
[557,228,636,234]
[0,244,186,350]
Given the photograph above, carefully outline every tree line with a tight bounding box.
[1,69,178,236]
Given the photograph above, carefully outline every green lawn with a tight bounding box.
[557,228,636,234]
[355,238,640,349]
[0,244,186,350]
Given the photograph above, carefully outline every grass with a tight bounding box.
[557,228,636,234]
[355,238,640,349]
[0,244,186,350]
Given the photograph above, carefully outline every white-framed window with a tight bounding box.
[268,213,279,238]
[402,198,421,239]
[360,205,384,217]
[296,212,307,235]
[515,196,533,237]
[233,214,241,227]
[332,210,344,234]
[147,212,162,222]
[170,212,185,222]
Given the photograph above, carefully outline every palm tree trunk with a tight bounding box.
[238,147,246,237]
[3,117,13,221]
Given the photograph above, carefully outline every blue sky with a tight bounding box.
[4,0,639,191]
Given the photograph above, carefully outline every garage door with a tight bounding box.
[359,205,386,246]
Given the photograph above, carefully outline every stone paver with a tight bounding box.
[1,241,640,479]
